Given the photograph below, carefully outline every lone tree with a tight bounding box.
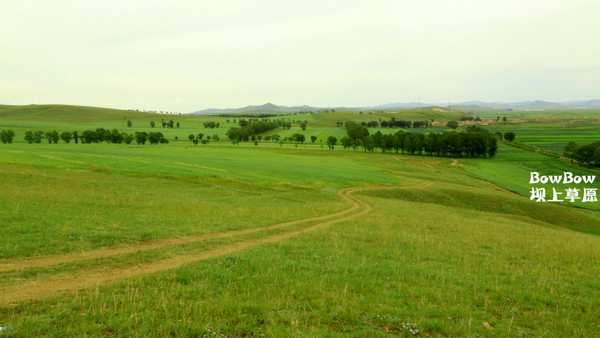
[310,135,317,144]
[504,131,516,142]
[326,136,337,150]
[127,120,132,128]
[300,122,307,131]
[446,120,459,129]
[150,121,155,128]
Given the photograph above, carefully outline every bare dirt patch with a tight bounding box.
[450,159,464,166]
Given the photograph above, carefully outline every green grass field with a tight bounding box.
[1,105,600,336]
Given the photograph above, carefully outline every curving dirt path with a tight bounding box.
[0,183,431,306]
[0,188,364,274]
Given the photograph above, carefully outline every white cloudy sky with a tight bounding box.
[1,0,599,112]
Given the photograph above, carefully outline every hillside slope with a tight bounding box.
[0,104,159,123]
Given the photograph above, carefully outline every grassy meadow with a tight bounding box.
[1,104,600,336]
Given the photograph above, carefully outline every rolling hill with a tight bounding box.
[0,104,161,123]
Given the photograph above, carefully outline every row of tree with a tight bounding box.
[148,120,179,128]
[237,118,292,130]
[203,121,220,129]
[366,119,432,128]
[564,141,600,167]
[20,129,168,145]
[227,120,280,143]
[342,122,498,157]
[188,133,220,145]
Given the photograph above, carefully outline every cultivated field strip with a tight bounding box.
[0,183,431,305]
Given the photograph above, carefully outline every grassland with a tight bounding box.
[1,105,600,336]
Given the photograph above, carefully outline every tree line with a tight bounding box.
[188,133,220,145]
[377,119,432,128]
[340,121,498,157]
[203,121,220,129]
[564,141,600,167]
[141,119,180,129]
[226,120,281,143]
[16,128,168,145]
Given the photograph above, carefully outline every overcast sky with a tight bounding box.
[1,0,599,113]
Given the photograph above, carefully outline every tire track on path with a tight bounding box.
[0,183,431,305]
[0,188,360,274]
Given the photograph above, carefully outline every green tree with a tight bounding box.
[361,135,375,152]
[576,145,596,166]
[34,131,44,143]
[446,120,459,129]
[291,133,305,144]
[127,120,132,128]
[45,130,59,144]
[340,136,352,149]
[564,142,579,164]
[148,132,164,145]
[0,129,15,143]
[150,121,155,128]
[326,136,337,150]
[123,133,134,144]
[504,131,516,142]
[60,131,73,143]
[135,131,148,145]
[300,122,307,131]
[346,121,369,141]
[24,131,34,143]
[310,135,317,143]
[81,130,98,143]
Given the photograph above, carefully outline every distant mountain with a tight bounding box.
[191,100,600,115]
[375,100,600,110]
[192,103,322,115]
[374,102,425,109]
[562,99,600,107]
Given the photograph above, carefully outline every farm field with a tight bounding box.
[1,105,600,336]
[477,109,600,152]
